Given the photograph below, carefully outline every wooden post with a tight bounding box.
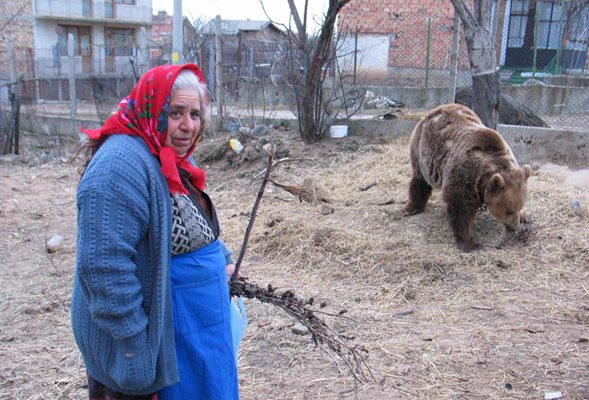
[68,33,77,118]
[215,15,223,124]
[8,36,16,85]
[138,26,148,75]
[449,12,461,103]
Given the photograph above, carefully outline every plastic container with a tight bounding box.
[329,125,348,138]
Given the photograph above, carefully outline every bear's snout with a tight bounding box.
[503,213,521,230]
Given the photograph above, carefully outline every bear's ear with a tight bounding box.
[521,164,532,180]
[489,173,505,193]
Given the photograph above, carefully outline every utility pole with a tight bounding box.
[172,0,183,64]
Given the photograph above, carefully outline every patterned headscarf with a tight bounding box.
[82,64,207,195]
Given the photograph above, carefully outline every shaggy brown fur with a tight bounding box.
[403,103,532,252]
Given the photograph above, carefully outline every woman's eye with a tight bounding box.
[190,111,200,120]
[170,111,181,119]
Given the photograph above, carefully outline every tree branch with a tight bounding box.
[449,0,477,31]
[231,145,276,280]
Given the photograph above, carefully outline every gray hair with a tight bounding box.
[171,69,211,132]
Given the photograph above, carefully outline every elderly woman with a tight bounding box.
[71,64,239,399]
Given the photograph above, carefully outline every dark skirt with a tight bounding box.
[88,375,158,400]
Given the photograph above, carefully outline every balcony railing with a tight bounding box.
[35,0,152,23]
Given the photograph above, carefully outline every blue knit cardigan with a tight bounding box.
[71,135,232,394]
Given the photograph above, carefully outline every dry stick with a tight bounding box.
[229,147,374,385]
[231,145,276,280]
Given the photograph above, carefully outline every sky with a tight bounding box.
[152,0,329,28]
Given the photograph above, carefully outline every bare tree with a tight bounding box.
[264,0,351,143]
[450,0,500,129]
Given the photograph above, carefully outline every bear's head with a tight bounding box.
[485,165,532,229]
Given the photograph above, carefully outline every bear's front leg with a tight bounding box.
[447,202,480,252]
[404,175,433,216]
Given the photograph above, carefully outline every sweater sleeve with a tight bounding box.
[219,240,234,265]
[76,157,151,342]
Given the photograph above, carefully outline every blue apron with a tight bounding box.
[159,240,239,400]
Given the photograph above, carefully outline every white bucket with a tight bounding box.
[329,125,348,138]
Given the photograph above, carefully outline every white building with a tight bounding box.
[33,0,152,76]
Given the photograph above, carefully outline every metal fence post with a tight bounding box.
[425,18,431,88]
[208,44,216,93]
[532,8,539,78]
[249,47,254,78]
[353,29,358,86]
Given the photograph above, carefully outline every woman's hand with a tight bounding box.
[225,263,236,278]
[226,263,245,280]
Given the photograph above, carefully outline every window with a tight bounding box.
[105,0,114,18]
[115,0,135,4]
[105,28,135,57]
[566,7,589,50]
[536,1,563,49]
[57,26,91,56]
[508,0,530,48]
[83,0,92,17]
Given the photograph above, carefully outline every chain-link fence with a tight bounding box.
[1,14,588,154]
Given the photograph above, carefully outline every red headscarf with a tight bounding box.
[82,64,207,195]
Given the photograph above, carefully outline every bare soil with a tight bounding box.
[0,129,588,399]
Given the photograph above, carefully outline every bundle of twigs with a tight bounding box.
[229,278,373,384]
[229,144,373,385]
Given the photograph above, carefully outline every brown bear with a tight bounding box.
[403,103,531,252]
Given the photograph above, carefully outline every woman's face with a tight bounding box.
[165,88,202,157]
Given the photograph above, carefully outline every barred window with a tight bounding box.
[536,1,563,49]
[508,0,530,48]
[105,28,135,57]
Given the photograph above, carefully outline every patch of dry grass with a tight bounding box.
[0,129,588,399]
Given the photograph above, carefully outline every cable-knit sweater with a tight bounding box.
[71,134,179,394]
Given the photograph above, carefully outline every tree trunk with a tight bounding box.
[450,0,500,129]
[285,0,350,143]
[471,69,500,128]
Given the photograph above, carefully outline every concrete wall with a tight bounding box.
[17,112,589,168]
[347,119,589,168]
[240,82,588,117]
[18,113,101,149]
[357,84,589,116]
[502,85,589,116]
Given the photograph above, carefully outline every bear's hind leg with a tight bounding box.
[404,175,433,215]
[447,203,480,252]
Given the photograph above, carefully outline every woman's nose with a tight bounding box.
[180,113,194,131]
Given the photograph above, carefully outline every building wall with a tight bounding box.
[30,0,152,77]
[0,0,35,80]
[339,0,467,79]
[339,0,588,75]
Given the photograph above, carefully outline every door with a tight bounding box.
[80,28,92,73]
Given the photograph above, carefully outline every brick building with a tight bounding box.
[0,1,35,81]
[338,0,588,82]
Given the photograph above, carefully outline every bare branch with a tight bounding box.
[286,0,306,37]
[232,145,276,280]
[449,0,477,31]
[230,279,374,384]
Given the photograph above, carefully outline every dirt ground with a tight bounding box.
[0,128,588,400]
